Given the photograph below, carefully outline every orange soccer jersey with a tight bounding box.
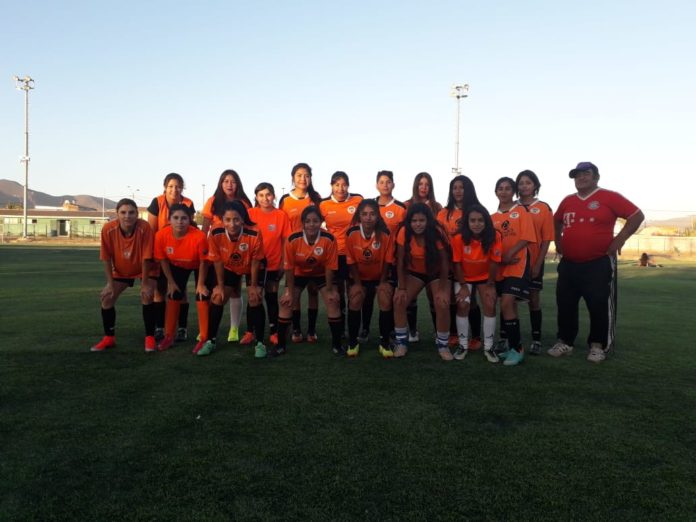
[279,193,316,232]
[147,194,195,232]
[491,204,536,280]
[207,227,265,275]
[522,199,554,269]
[248,207,291,271]
[101,219,154,279]
[284,230,338,277]
[202,196,252,231]
[155,226,208,270]
[437,208,464,238]
[319,194,363,255]
[345,225,395,281]
[377,198,407,235]
[451,232,503,283]
[395,227,445,275]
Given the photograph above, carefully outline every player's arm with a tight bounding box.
[533,239,551,277]
[554,220,563,257]
[100,259,116,300]
[608,209,645,256]
[394,243,407,305]
[196,259,209,298]
[160,258,179,298]
[247,259,262,305]
[280,269,294,307]
[502,239,528,265]
[211,260,225,303]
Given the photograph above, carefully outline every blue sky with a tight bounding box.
[1,0,694,220]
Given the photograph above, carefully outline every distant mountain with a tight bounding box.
[647,214,696,229]
[0,179,118,211]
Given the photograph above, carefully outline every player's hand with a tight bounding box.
[247,286,262,306]
[211,285,225,305]
[606,238,624,257]
[279,288,292,307]
[140,282,154,301]
[455,284,470,304]
[100,283,115,301]
[195,284,209,299]
[502,254,520,265]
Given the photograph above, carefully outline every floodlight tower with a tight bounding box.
[450,83,469,175]
[14,75,35,238]
[127,185,140,202]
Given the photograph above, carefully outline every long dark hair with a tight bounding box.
[460,204,496,255]
[291,163,322,207]
[445,175,480,220]
[222,200,256,227]
[212,169,252,217]
[351,199,388,238]
[410,172,439,205]
[402,202,449,276]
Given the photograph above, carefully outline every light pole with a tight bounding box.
[14,75,35,238]
[127,185,140,202]
[202,184,206,209]
[450,83,469,175]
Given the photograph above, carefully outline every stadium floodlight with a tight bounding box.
[202,183,206,209]
[13,75,35,239]
[127,185,140,202]
[450,83,469,175]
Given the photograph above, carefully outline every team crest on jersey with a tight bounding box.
[123,250,132,258]
[464,246,471,255]
[372,241,380,250]
[501,220,510,231]
[363,249,373,259]
[166,247,174,255]
[347,206,356,214]
[385,211,394,219]
[239,243,249,252]
[510,212,520,219]
[588,201,600,210]
[314,246,324,256]
[306,257,317,266]
[268,224,276,232]
[231,253,242,265]
[530,207,541,214]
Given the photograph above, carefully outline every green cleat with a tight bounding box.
[347,343,360,358]
[197,340,216,357]
[378,344,394,358]
[503,348,524,366]
[254,342,267,359]
[227,326,239,342]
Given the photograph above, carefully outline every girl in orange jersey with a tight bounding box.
[271,206,342,357]
[451,205,502,363]
[516,170,554,355]
[403,172,442,343]
[243,182,292,347]
[345,199,395,358]
[491,177,536,367]
[147,173,196,343]
[278,163,322,343]
[393,203,452,360]
[154,204,209,352]
[319,172,363,335]
[201,169,253,344]
[197,200,266,358]
[90,198,157,353]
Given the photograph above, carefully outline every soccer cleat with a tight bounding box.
[240,331,256,345]
[291,330,304,343]
[438,347,454,361]
[547,341,573,357]
[503,348,524,366]
[408,330,420,343]
[529,341,542,355]
[393,344,408,358]
[196,340,216,356]
[357,329,369,344]
[157,335,174,352]
[254,342,267,359]
[332,345,346,356]
[267,346,286,358]
[468,337,482,351]
[192,339,206,354]
[347,344,360,358]
[144,335,156,353]
[227,327,239,343]
[483,349,499,363]
[379,344,394,358]
[448,335,459,347]
[154,327,165,342]
[493,339,509,355]
[587,343,606,363]
[90,335,115,352]
[306,332,318,343]
[175,327,188,342]
[453,346,468,361]
[269,333,279,346]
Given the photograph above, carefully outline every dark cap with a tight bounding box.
[569,161,599,178]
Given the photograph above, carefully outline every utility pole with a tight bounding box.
[14,75,35,238]
[450,83,469,175]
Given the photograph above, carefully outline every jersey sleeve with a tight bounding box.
[451,235,463,263]
[202,197,215,220]
[490,232,503,263]
[520,210,537,243]
[141,223,155,260]
[99,225,113,261]
[326,237,338,271]
[154,229,167,260]
[147,197,159,216]
[253,234,265,261]
[283,238,296,270]
[609,191,641,219]
[540,204,554,241]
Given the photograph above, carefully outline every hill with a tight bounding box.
[0,179,118,211]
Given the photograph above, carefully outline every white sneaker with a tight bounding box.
[408,330,420,343]
[393,344,408,358]
[587,343,606,363]
[547,341,573,357]
[483,349,499,363]
[453,346,468,361]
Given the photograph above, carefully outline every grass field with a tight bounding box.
[1,246,695,520]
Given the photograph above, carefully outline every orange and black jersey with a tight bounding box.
[437,208,464,239]
[284,230,338,277]
[101,219,155,279]
[248,207,291,271]
[491,204,536,280]
[375,197,407,235]
[278,193,316,233]
[395,227,446,276]
[202,196,252,231]
[319,194,363,255]
[345,225,395,281]
[451,231,503,283]
[155,226,208,270]
[147,194,196,232]
[207,227,265,276]
[519,199,554,268]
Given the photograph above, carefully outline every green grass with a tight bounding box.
[1,246,695,520]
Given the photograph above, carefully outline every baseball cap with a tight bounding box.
[569,161,599,178]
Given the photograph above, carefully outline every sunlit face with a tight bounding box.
[293,168,311,191]
[517,176,536,198]
[222,175,237,198]
[410,212,427,235]
[117,205,138,230]
[468,211,486,236]
[303,213,322,237]
[170,210,190,234]
[256,188,275,209]
[164,179,183,202]
[223,210,243,236]
[573,170,598,193]
[452,180,465,204]
[360,206,377,231]
[376,175,394,197]
[495,181,515,204]
[417,177,430,199]
[332,178,349,201]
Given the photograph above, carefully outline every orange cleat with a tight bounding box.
[269,333,279,346]
[157,335,174,351]
[90,335,115,352]
[192,339,206,354]
[144,336,156,353]
[468,337,482,351]
[239,331,256,345]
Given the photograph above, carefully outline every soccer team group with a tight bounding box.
[92,161,644,365]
